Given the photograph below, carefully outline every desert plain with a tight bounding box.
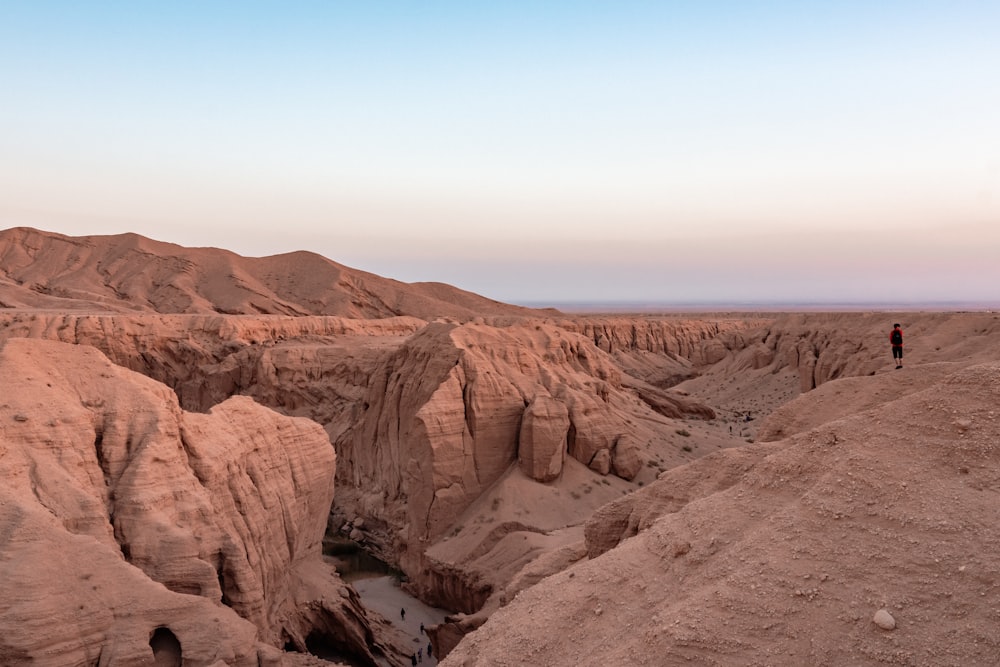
[1,227,999,666]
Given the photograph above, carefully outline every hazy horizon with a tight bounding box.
[2,2,998,304]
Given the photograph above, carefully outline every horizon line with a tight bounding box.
[516,300,1000,313]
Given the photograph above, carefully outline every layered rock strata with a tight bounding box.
[0,338,389,666]
[332,320,721,617]
[0,307,761,652]
[444,361,1000,666]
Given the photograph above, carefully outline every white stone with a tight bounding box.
[873,609,896,630]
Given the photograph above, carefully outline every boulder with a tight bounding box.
[611,435,643,481]
[588,448,612,475]
[518,395,569,482]
[566,393,620,468]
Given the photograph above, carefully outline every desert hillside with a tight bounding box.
[2,228,999,666]
[444,356,1000,666]
[0,227,542,319]
[0,338,410,666]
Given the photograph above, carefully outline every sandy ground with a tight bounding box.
[352,576,449,666]
[440,315,1000,666]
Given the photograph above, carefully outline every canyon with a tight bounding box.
[2,227,999,666]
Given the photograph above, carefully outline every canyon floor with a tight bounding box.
[2,228,999,666]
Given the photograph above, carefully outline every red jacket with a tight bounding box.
[889,328,903,347]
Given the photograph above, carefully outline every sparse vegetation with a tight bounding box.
[676,429,690,437]
[682,445,693,452]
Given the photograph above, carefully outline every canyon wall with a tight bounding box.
[444,359,1000,666]
[0,310,762,620]
[0,338,393,666]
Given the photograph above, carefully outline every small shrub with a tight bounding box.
[676,429,691,437]
[682,445,693,452]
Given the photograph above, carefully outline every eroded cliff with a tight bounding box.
[0,338,394,666]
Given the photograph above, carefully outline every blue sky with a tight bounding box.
[2,2,998,305]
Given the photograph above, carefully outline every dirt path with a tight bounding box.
[353,576,450,666]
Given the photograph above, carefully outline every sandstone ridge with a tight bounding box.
[0,338,395,666]
[443,354,1000,665]
[0,307,752,627]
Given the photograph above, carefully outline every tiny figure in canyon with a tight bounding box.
[401,607,406,620]
[890,323,904,369]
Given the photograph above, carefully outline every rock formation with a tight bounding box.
[442,359,1000,666]
[0,338,393,666]
[518,396,570,482]
[10,229,998,665]
[330,319,726,610]
[0,305,742,636]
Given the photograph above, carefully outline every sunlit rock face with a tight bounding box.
[0,338,383,666]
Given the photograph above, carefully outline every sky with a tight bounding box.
[2,1,999,306]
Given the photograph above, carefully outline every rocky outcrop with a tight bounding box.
[334,320,717,608]
[558,317,764,361]
[444,361,1000,666]
[610,434,642,481]
[565,391,625,471]
[700,312,976,392]
[517,396,569,482]
[583,445,777,558]
[0,338,390,666]
[0,245,764,646]
[0,310,425,415]
[0,310,725,624]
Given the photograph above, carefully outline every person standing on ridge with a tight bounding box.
[889,323,904,369]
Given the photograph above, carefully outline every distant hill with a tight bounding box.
[0,227,547,319]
